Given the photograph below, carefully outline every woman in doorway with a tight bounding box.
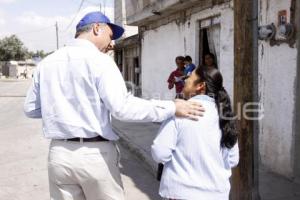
[152,67,239,200]
[203,52,218,72]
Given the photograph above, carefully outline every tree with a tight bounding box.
[33,50,47,58]
[0,35,30,61]
[29,50,53,60]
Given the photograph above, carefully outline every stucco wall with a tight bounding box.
[125,0,180,25]
[114,0,123,26]
[141,3,234,101]
[138,0,297,178]
[115,0,138,39]
[258,0,297,177]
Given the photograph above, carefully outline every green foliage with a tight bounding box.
[0,35,52,61]
[32,50,51,59]
[0,35,30,61]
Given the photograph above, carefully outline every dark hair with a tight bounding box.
[204,52,218,69]
[175,56,185,62]
[184,55,192,62]
[204,52,215,60]
[194,66,238,148]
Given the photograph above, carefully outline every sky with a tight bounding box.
[0,0,114,52]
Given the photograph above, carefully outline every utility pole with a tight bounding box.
[55,22,59,50]
[294,0,300,183]
[231,0,260,199]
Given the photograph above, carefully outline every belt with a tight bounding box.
[66,135,109,142]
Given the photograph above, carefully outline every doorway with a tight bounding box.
[199,17,221,68]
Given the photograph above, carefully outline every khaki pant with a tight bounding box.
[48,140,124,200]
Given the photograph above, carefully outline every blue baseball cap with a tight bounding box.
[76,11,125,40]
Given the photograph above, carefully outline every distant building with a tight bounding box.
[114,0,141,96]
[2,60,37,79]
[0,62,4,76]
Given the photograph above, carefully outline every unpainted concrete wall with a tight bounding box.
[258,0,298,178]
[115,0,138,39]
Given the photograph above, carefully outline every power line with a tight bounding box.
[64,0,86,32]
[103,0,106,14]
[84,0,99,6]
[84,0,103,13]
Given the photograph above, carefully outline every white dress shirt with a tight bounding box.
[151,95,239,200]
[24,39,175,140]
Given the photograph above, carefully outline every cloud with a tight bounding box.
[0,18,5,26]
[0,0,15,4]
[62,6,114,32]
[16,12,71,27]
[0,11,11,37]
[0,10,6,28]
[16,6,114,31]
[10,6,115,52]
[13,12,72,51]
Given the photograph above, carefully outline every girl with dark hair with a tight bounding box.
[151,67,239,200]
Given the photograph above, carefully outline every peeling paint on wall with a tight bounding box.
[258,0,297,178]
[141,3,234,101]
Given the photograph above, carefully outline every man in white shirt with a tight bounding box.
[24,11,204,200]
